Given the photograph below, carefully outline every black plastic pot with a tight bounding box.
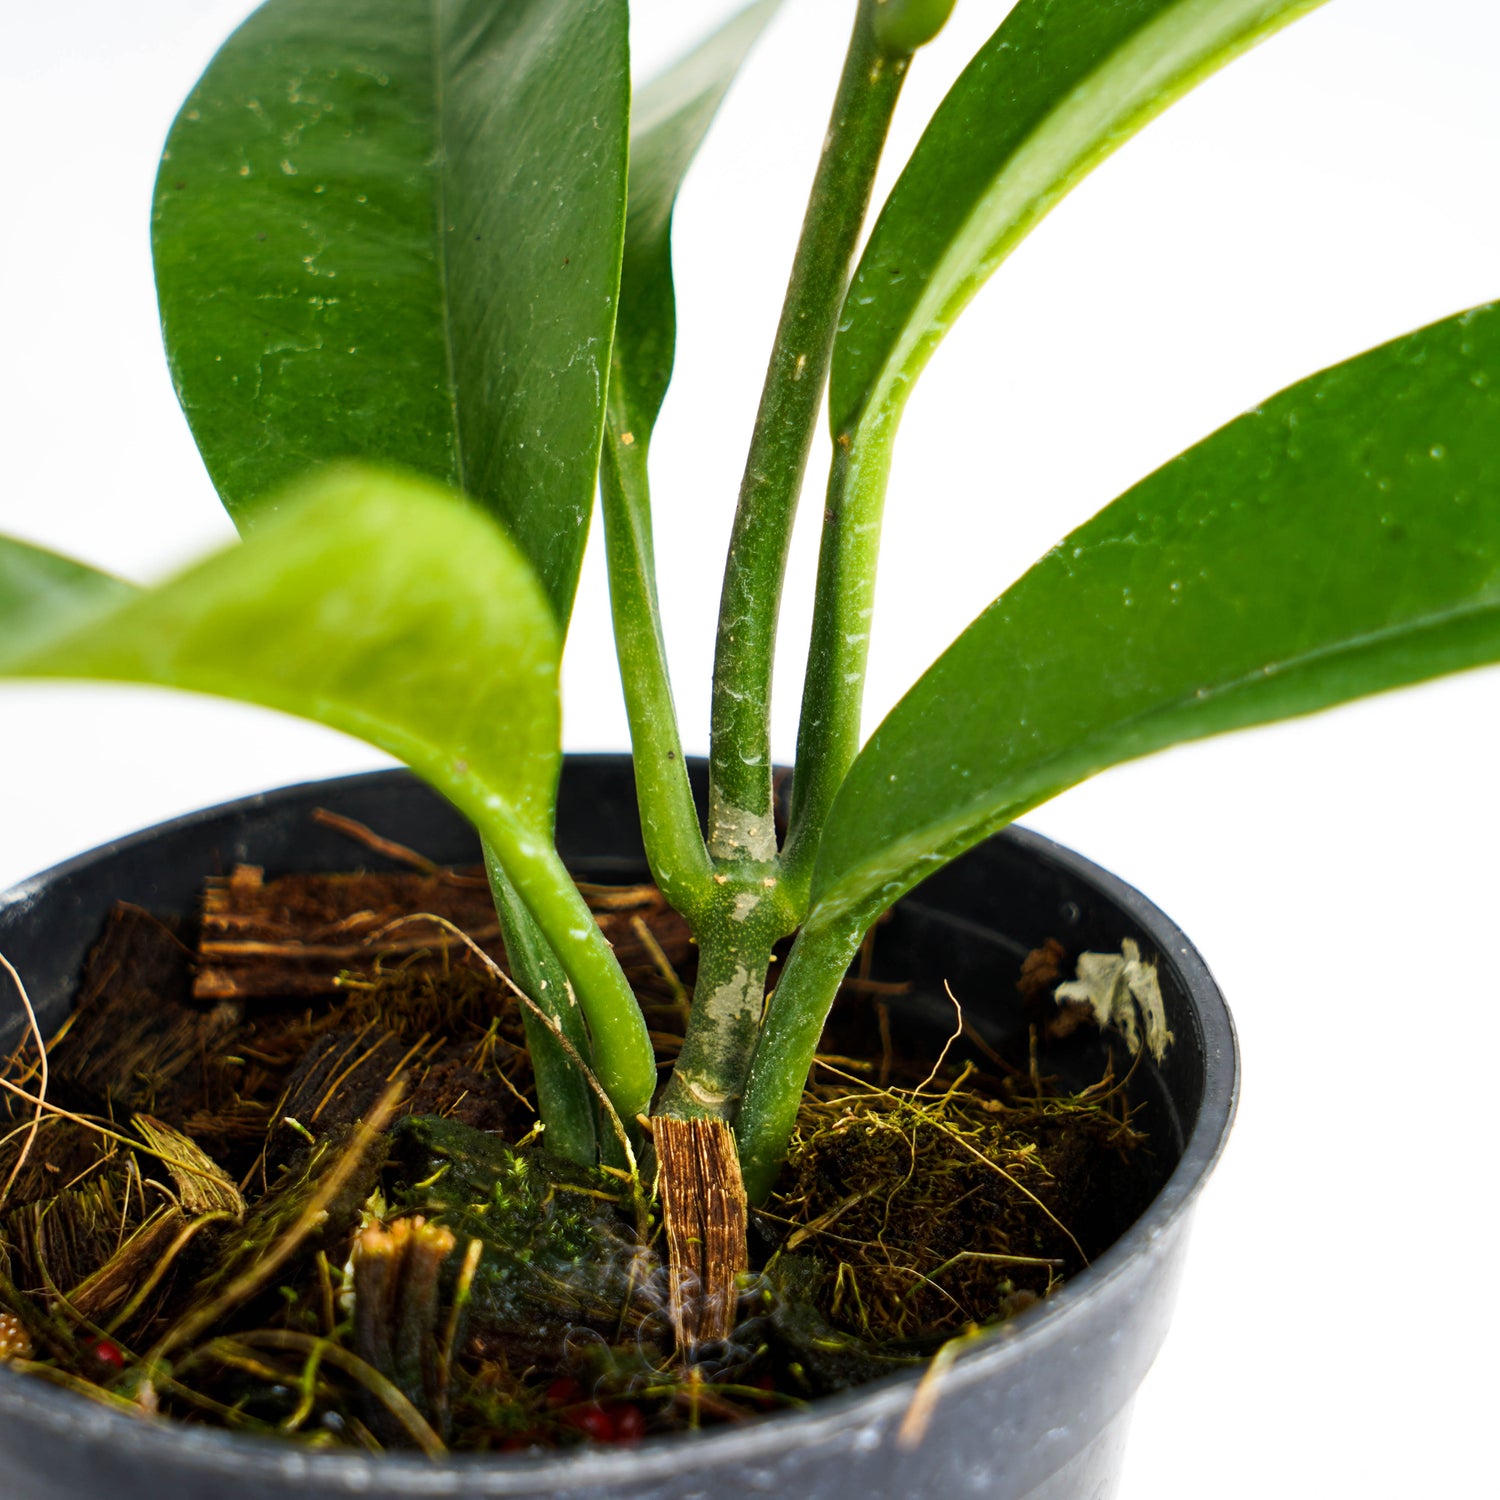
[0,758,1236,1500]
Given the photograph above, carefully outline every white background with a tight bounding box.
[2,1,1497,1494]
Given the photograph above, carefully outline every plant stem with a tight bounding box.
[707,0,907,862]
[483,819,657,1129]
[599,400,714,920]
[484,847,599,1164]
[781,410,898,901]
[733,910,867,1201]
[655,888,788,1122]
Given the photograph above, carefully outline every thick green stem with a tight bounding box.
[599,397,714,920]
[655,885,790,1122]
[708,0,907,859]
[484,847,598,1164]
[483,819,657,1129]
[734,911,867,1201]
[782,412,898,902]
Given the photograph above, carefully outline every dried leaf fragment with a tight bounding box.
[1054,939,1174,1062]
[133,1115,245,1219]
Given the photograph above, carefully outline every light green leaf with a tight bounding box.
[0,466,562,836]
[831,0,1326,438]
[152,0,630,623]
[611,0,779,445]
[0,539,139,657]
[811,303,1500,929]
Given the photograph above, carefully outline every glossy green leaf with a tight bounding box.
[832,0,1326,438]
[1,466,562,835]
[152,0,630,623]
[0,539,139,657]
[611,0,779,445]
[810,304,1500,929]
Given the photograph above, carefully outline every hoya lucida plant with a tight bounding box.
[3,0,1500,1277]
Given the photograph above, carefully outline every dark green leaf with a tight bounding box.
[0,466,562,835]
[811,304,1500,927]
[832,0,1326,438]
[611,0,779,443]
[152,0,630,622]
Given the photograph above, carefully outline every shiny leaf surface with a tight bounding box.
[812,305,1500,927]
[832,0,1326,437]
[152,0,630,622]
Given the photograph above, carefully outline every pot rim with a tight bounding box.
[0,764,1238,1492]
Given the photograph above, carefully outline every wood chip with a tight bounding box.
[195,866,693,1002]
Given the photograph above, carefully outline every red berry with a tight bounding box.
[564,1404,616,1443]
[84,1337,126,1371]
[545,1376,584,1408]
[609,1403,645,1445]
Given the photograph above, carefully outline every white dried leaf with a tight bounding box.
[1054,938,1174,1062]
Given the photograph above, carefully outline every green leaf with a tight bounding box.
[810,303,1500,928]
[611,0,779,444]
[152,0,630,623]
[0,466,562,835]
[0,539,139,657]
[831,0,1326,438]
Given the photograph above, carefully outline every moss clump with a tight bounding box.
[763,1062,1146,1343]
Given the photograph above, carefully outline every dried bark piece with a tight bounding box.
[274,1025,520,1154]
[653,1116,748,1350]
[0,1118,112,1213]
[1017,938,1068,1007]
[46,905,238,1120]
[195,866,694,1002]
[68,1208,188,1321]
[196,867,504,1001]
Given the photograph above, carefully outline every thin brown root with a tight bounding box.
[630,914,689,1023]
[0,952,48,1210]
[311,809,440,875]
[912,983,964,1096]
[895,1329,974,1451]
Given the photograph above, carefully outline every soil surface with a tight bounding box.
[0,818,1153,1454]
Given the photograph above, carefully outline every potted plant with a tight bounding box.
[0,0,1494,1494]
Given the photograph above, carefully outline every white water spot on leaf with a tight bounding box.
[1055,939,1173,1062]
